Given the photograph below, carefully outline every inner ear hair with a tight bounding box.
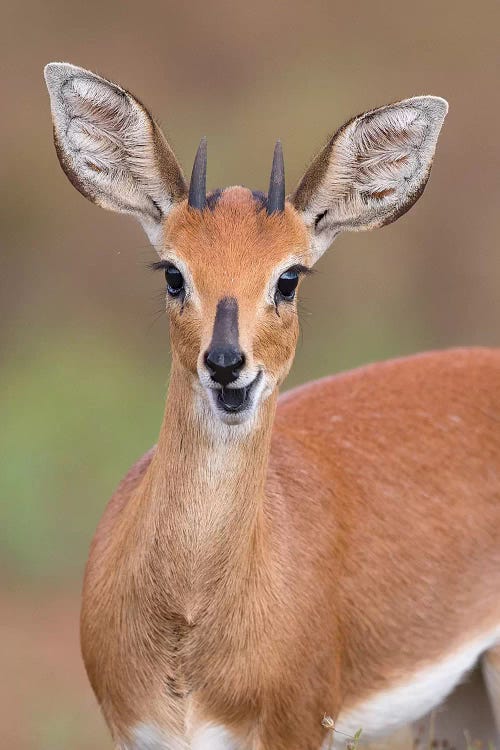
[44,62,187,247]
[291,96,448,259]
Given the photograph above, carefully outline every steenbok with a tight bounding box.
[45,62,500,750]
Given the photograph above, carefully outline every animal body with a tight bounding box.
[45,63,500,750]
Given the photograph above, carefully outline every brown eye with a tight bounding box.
[165,265,184,297]
[276,268,299,301]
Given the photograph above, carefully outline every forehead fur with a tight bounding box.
[163,187,309,273]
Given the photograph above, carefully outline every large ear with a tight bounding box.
[44,62,187,247]
[291,96,448,261]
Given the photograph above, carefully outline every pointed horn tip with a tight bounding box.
[188,136,208,210]
[273,139,283,158]
[267,139,285,214]
[271,140,284,180]
[194,136,207,160]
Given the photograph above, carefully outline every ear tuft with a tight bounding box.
[44,62,187,247]
[292,96,448,261]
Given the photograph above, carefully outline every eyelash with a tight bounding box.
[149,260,173,272]
[149,262,313,300]
[274,264,312,299]
[278,264,312,282]
[150,260,187,303]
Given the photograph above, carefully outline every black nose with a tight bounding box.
[204,348,245,386]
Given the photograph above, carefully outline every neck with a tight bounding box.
[139,359,277,612]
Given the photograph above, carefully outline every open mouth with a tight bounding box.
[215,372,262,414]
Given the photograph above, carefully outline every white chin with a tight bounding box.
[206,371,265,426]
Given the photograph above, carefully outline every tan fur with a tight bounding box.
[44,63,497,749]
[82,346,500,749]
[83,196,500,750]
[163,189,308,384]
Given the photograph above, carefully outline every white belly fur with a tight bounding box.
[333,628,500,742]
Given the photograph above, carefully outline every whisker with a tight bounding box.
[144,288,168,333]
[146,306,167,333]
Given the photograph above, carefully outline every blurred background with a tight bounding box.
[1,0,499,747]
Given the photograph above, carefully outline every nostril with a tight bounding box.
[204,348,245,385]
[205,349,245,371]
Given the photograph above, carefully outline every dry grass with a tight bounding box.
[320,708,497,750]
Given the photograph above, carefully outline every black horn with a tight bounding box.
[266,140,285,214]
[188,137,207,210]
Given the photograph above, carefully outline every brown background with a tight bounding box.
[1,1,499,747]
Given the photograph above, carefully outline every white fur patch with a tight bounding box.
[125,723,186,750]
[190,723,238,749]
[125,721,237,750]
[331,629,500,744]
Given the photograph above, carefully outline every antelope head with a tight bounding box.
[45,63,447,426]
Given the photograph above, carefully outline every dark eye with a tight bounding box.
[276,268,299,301]
[165,265,184,297]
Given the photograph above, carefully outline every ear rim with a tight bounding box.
[291,95,449,258]
[44,62,188,247]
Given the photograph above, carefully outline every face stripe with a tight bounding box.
[209,297,239,354]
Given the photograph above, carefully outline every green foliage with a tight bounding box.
[0,329,166,583]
